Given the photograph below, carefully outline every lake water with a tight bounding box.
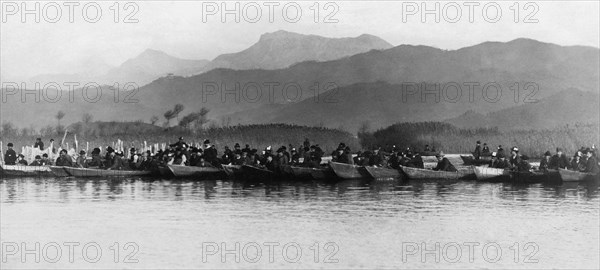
[1,177,599,269]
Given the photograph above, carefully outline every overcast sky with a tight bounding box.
[1,1,599,79]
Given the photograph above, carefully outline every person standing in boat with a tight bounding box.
[473,141,482,160]
[17,154,28,165]
[76,150,88,168]
[4,143,17,165]
[432,152,457,172]
[549,148,570,170]
[55,149,74,167]
[30,155,43,166]
[34,138,44,150]
[203,140,219,166]
[517,155,532,172]
[583,149,599,174]
[539,151,552,171]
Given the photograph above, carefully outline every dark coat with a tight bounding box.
[494,159,511,169]
[18,159,28,166]
[4,149,17,165]
[34,141,44,150]
[584,156,599,174]
[549,154,570,169]
[473,145,481,159]
[55,155,74,167]
[433,157,457,172]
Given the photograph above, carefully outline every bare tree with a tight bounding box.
[150,116,159,125]
[56,110,66,127]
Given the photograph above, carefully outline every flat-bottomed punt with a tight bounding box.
[559,168,598,182]
[0,164,53,177]
[167,165,223,178]
[329,162,370,179]
[64,167,154,177]
[460,155,492,166]
[363,166,401,180]
[221,164,243,178]
[400,165,475,180]
[49,166,70,177]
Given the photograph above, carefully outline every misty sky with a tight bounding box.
[1,1,599,80]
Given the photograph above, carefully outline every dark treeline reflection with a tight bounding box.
[1,177,598,204]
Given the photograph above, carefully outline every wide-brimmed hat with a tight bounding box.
[544,151,552,156]
[79,150,86,155]
[7,143,13,147]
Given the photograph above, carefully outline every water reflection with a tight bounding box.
[1,177,598,204]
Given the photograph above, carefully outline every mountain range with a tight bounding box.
[2,31,599,133]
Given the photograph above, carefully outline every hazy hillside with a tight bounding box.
[447,89,600,130]
[202,30,393,71]
[26,49,209,86]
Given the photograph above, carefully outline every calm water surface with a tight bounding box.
[1,177,599,269]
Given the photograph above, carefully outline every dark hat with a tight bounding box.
[556,147,562,152]
[483,143,487,145]
[18,154,24,158]
[36,138,41,140]
[42,153,48,157]
[234,143,240,148]
[35,155,41,159]
[50,139,54,142]
[179,137,184,140]
[7,143,13,147]
[130,148,136,152]
[476,141,481,144]
[544,151,552,156]
[203,139,210,144]
[498,145,502,148]
[79,150,86,155]
[60,149,67,154]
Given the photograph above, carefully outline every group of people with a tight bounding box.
[4,137,598,175]
[471,141,599,174]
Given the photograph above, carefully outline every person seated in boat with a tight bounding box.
[107,151,126,170]
[263,155,276,171]
[34,138,44,150]
[16,154,28,165]
[336,146,354,165]
[539,151,552,172]
[242,144,251,155]
[134,151,152,170]
[583,149,599,174]
[494,153,511,169]
[188,148,202,166]
[171,148,187,165]
[488,152,498,167]
[432,152,457,172]
[4,143,17,165]
[508,147,521,169]
[473,141,482,160]
[549,148,570,170]
[369,147,385,167]
[497,145,505,157]
[517,155,532,172]
[482,143,490,155]
[30,155,43,166]
[309,146,323,167]
[570,153,585,172]
[232,152,244,166]
[87,148,103,168]
[55,149,74,166]
[76,150,88,168]
[388,151,400,169]
[331,143,346,162]
[221,146,234,164]
[41,153,52,165]
[290,148,300,165]
[195,157,211,168]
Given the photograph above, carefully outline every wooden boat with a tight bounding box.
[63,167,154,177]
[167,164,223,178]
[363,166,401,180]
[157,165,174,177]
[221,164,243,178]
[400,165,475,180]
[460,155,492,166]
[0,164,52,177]
[241,165,274,182]
[473,166,510,181]
[559,168,598,182]
[49,166,70,177]
[328,162,370,179]
[309,167,336,180]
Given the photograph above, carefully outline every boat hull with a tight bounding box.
[329,162,370,179]
[0,165,52,177]
[49,166,70,177]
[64,167,154,177]
[400,165,475,180]
[460,155,491,166]
[240,165,274,182]
[559,168,599,182]
[221,165,243,178]
[363,166,401,180]
[167,165,223,178]
[473,166,510,182]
